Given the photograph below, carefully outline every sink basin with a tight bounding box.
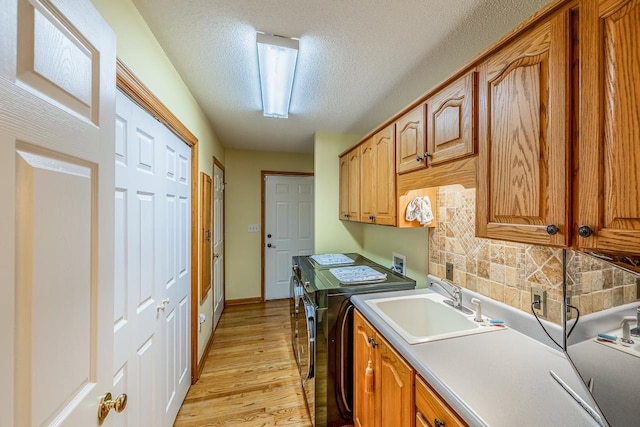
[594,328,640,358]
[365,293,505,344]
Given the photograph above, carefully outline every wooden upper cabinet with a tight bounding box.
[396,105,426,174]
[360,138,376,222]
[339,153,350,220]
[373,124,396,225]
[476,13,570,246]
[348,148,361,221]
[361,125,397,225]
[575,0,640,252]
[426,71,477,166]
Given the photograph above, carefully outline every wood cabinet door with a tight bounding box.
[339,153,350,220]
[373,124,397,225]
[477,13,570,246]
[415,376,467,427]
[396,105,426,174]
[360,139,376,222]
[376,334,413,427]
[353,310,376,427]
[348,148,361,221]
[576,0,640,252]
[426,71,477,166]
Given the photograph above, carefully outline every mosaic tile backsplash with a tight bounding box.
[428,186,640,324]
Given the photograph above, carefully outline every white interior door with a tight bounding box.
[213,163,225,328]
[0,0,116,426]
[265,175,314,300]
[114,91,190,427]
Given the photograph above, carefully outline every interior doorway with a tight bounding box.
[262,172,314,300]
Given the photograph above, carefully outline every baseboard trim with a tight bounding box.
[195,328,216,383]
[225,297,262,306]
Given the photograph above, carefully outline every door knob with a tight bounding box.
[157,298,170,312]
[267,233,272,238]
[267,243,276,248]
[98,392,127,421]
[546,224,559,235]
[578,225,593,238]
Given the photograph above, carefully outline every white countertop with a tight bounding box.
[351,288,602,427]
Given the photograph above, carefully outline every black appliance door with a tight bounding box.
[290,272,302,359]
[297,294,315,380]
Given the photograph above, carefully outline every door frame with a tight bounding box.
[115,59,202,384]
[260,171,314,301]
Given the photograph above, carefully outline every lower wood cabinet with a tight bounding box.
[354,309,413,427]
[415,375,467,427]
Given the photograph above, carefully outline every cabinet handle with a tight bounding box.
[424,152,431,158]
[546,224,559,235]
[416,155,423,162]
[578,225,593,238]
[434,418,446,427]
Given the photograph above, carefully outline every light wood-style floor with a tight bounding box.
[174,300,312,426]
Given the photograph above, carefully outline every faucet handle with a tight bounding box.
[620,316,636,343]
[471,298,482,322]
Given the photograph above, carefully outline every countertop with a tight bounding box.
[351,288,602,427]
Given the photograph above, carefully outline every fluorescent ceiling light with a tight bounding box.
[257,32,299,118]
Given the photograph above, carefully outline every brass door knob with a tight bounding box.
[98,392,127,421]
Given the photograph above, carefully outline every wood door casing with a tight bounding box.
[200,172,212,300]
[396,105,426,174]
[477,13,570,246]
[426,71,477,166]
[576,0,640,252]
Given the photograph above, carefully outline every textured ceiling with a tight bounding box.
[132,0,551,153]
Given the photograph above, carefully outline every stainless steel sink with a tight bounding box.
[365,293,505,344]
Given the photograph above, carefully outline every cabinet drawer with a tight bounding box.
[415,375,466,427]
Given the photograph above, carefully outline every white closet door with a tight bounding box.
[114,91,190,427]
[213,163,224,328]
[0,0,116,426]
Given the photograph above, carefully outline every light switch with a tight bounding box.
[248,224,260,232]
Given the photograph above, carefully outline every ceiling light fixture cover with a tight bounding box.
[256,32,299,118]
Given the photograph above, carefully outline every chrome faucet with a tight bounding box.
[429,279,473,315]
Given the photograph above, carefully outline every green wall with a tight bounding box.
[313,132,363,253]
[90,0,224,361]
[225,149,314,300]
[312,132,428,288]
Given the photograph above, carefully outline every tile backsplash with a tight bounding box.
[428,185,639,324]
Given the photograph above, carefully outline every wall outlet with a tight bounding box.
[392,252,406,275]
[445,262,454,280]
[531,287,546,317]
[248,224,260,232]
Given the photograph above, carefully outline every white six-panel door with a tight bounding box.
[264,175,314,300]
[0,0,116,426]
[213,163,224,328]
[114,91,190,427]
